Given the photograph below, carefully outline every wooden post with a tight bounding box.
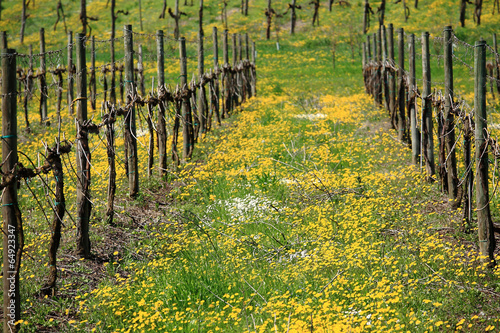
[373,31,381,106]
[397,28,406,141]
[110,24,116,105]
[124,25,139,197]
[198,27,206,136]
[68,32,74,116]
[377,28,382,63]
[90,35,96,110]
[444,26,458,205]
[475,39,496,267]
[232,33,239,107]
[222,30,231,116]
[493,33,500,94]
[381,25,389,111]
[173,0,181,39]
[366,34,372,97]
[409,33,419,165]
[245,33,252,98]
[24,45,33,133]
[388,23,396,129]
[252,40,257,97]
[39,28,49,125]
[179,37,192,161]
[75,33,91,258]
[2,48,21,333]
[157,30,167,176]
[138,45,145,96]
[422,31,435,179]
[238,34,245,103]
[367,35,372,61]
[232,33,237,66]
[0,31,6,50]
[213,26,221,125]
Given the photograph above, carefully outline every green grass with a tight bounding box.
[0,0,500,332]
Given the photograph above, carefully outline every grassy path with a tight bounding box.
[71,41,500,333]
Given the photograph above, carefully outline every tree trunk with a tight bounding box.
[290,0,297,34]
[363,0,370,34]
[20,0,27,43]
[475,0,483,25]
[175,0,180,39]
[105,107,116,225]
[378,0,385,26]
[160,0,167,18]
[266,0,272,40]
[460,0,467,27]
[80,0,87,35]
[41,144,70,296]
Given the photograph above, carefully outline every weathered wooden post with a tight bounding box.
[475,38,496,267]
[197,23,206,137]
[157,30,168,176]
[2,48,21,333]
[493,33,500,94]
[75,33,91,258]
[124,25,139,197]
[39,28,49,125]
[252,40,257,97]
[381,25,389,111]
[238,34,246,103]
[67,31,74,116]
[421,31,435,180]
[388,24,396,129]
[213,26,221,125]
[222,29,231,117]
[23,45,33,133]
[377,29,383,106]
[444,26,458,205]
[90,35,96,110]
[0,31,6,50]
[409,33,419,165]
[397,28,406,141]
[110,28,116,105]
[179,37,192,160]
[366,34,372,61]
[366,34,372,97]
[245,33,252,98]
[138,45,145,96]
[232,33,239,107]
[373,31,382,106]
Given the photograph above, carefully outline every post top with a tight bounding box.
[422,31,429,37]
[444,25,453,31]
[475,39,487,46]
[397,28,404,33]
